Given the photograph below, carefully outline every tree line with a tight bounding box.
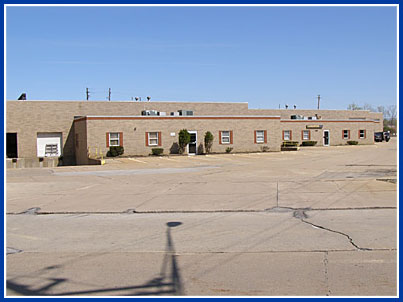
[347,103,397,134]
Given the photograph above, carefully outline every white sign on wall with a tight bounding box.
[37,133,63,157]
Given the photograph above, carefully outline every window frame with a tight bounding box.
[302,130,310,141]
[109,132,120,147]
[283,130,292,141]
[359,130,366,139]
[221,131,231,144]
[343,130,350,140]
[255,130,265,144]
[148,132,159,146]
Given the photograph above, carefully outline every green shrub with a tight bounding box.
[347,140,358,145]
[178,129,190,154]
[225,147,233,153]
[301,141,317,146]
[107,146,124,157]
[151,148,164,156]
[282,141,299,147]
[204,131,214,154]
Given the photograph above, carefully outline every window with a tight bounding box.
[45,144,58,156]
[302,130,310,140]
[148,132,159,146]
[145,132,161,147]
[359,130,366,139]
[283,130,292,141]
[343,130,350,139]
[109,132,120,146]
[221,131,231,144]
[255,130,266,143]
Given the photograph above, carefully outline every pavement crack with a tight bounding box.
[7,247,23,255]
[323,251,331,296]
[6,206,396,215]
[297,213,372,251]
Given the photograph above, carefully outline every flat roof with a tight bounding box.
[74,115,281,122]
[280,119,378,123]
[7,100,249,104]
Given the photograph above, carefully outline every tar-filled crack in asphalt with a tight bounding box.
[293,210,372,251]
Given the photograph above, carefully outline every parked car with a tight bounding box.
[383,132,391,142]
[374,132,384,142]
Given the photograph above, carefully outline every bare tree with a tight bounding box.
[347,103,362,110]
[362,103,375,111]
[377,105,386,116]
[387,105,397,126]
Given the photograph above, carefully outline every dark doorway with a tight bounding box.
[188,131,197,155]
[7,133,18,158]
[323,130,330,146]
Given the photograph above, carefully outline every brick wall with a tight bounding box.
[280,120,376,146]
[6,100,381,162]
[83,116,282,158]
[6,100,248,160]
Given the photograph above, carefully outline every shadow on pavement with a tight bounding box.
[7,221,184,296]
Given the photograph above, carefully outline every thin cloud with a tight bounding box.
[42,60,218,66]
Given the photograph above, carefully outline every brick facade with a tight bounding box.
[6,100,383,165]
[75,116,282,164]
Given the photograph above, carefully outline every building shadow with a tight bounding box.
[60,122,76,166]
[7,222,184,296]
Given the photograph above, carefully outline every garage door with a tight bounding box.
[37,133,62,157]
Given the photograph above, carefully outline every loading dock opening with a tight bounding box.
[6,133,18,158]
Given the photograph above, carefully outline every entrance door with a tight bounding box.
[323,130,330,146]
[6,133,18,158]
[188,131,197,155]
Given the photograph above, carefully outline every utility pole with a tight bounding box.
[108,88,111,101]
[86,88,90,101]
[317,94,321,110]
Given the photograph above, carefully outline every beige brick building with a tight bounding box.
[6,100,383,165]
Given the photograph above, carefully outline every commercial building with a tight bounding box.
[6,100,383,166]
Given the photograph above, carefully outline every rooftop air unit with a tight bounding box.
[141,110,159,116]
[178,110,193,116]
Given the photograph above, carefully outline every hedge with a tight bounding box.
[151,148,164,156]
[301,141,317,146]
[106,146,124,157]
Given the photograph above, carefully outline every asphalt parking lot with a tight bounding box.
[6,138,397,296]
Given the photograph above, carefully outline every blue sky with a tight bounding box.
[6,5,397,110]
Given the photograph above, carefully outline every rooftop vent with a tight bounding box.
[141,110,159,116]
[178,110,193,116]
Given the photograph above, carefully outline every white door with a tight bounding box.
[323,130,330,146]
[37,133,63,157]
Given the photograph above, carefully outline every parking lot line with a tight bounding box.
[159,157,178,161]
[128,158,148,164]
[232,153,258,158]
[205,155,234,161]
